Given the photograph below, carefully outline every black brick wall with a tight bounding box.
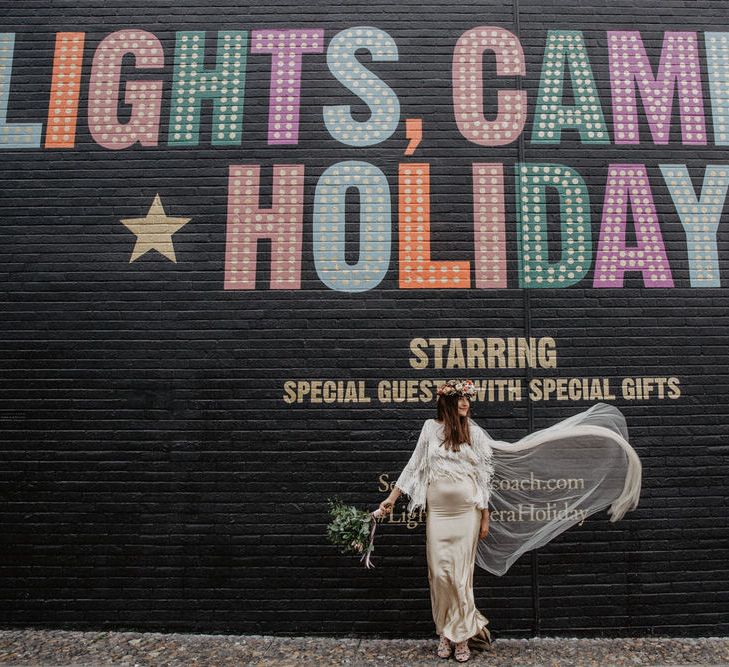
[1,0,727,639]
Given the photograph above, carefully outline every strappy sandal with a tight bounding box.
[437,634,453,658]
[454,640,471,662]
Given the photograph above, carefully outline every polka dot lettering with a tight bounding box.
[45,32,84,149]
[607,30,706,145]
[312,160,392,291]
[252,28,324,145]
[323,27,399,147]
[659,163,728,287]
[223,164,305,290]
[398,163,471,289]
[0,33,42,148]
[593,163,674,287]
[89,29,164,150]
[168,31,247,146]
[515,162,592,288]
[453,26,527,146]
[704,33,729,146]
[530,30,610,145]
[473,163,507,287]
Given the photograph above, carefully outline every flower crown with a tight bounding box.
[436,378,478,402]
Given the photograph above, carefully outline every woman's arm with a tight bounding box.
[384,485,402,508]
[471,420,495,518]
[381,421,429,512]
[379,473,404,515]
[479,507,490,539]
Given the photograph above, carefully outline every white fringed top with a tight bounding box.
[394,418,495,513]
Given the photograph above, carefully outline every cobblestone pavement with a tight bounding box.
[0,629,728,666]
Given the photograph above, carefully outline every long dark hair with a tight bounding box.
[434,394,473,453]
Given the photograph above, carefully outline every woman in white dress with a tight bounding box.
[378,379,642,662]
[379,379,492,662]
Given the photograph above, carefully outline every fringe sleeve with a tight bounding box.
[394,420,430,513]
[470,420,496,510]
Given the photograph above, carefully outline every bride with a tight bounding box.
[379,379,642,662]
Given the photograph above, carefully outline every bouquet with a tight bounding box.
[325,497,387,569]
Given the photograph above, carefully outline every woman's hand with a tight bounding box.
[479,513,490,540]
[378,499,395,516]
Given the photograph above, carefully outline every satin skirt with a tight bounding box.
[426,474,492,647]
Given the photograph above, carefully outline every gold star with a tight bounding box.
[120,194,191,263]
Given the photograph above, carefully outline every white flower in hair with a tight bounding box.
[437,378,477,401]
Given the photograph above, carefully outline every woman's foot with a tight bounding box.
[454,639,471,662]
[437,634,452,658]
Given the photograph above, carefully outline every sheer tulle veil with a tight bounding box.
[473,402,642,576]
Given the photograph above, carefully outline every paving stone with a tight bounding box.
[0,630,727,666]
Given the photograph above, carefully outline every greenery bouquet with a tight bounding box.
[325,496,387,569]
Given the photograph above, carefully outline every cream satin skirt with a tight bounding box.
[426,474,492,647]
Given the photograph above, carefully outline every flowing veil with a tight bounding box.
[475,402,642,576]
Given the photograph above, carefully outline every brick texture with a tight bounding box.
[0,0,728,639]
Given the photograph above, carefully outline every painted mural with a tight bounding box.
[2,27,727,290]
[2,0,729,638]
